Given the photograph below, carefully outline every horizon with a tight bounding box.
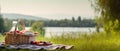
[0,0,95,20]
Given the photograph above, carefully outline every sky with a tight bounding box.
[0,0,95,20]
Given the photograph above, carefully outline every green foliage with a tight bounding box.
[31,22,45,37]
[0,15,5,33]
[0,33,4,41]
[72,17,75,22]
[44,18,96,27]
[96,25,100,32]
[104,19,120,33]
[4,19,12,32]
[4,17,96,27]
[92,0,120,32]
[77,16,81,23]
[18,24,23,30]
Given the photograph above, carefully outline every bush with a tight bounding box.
[31,22,45,38]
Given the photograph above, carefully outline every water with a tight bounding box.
[26,27,102,38]
[45,27,103,38]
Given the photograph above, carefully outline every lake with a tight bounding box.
[26,27,102,38]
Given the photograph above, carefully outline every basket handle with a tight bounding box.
[14,19,26,34]
[20,20,26,32]
[14,20,19,34]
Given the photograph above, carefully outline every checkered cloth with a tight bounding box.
[0,42,73,50]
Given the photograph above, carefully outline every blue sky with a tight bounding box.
[0,0,94,19]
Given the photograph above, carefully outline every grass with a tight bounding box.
[1,32,120,51]
[0,34,4,42]
[46,32,120,51]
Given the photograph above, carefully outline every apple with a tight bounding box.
[16,30,20,33]
[9,31,14,34]
[36,42,40,44]
[31,41,36,45]
[19,31,24,34]
[34,42,38,45]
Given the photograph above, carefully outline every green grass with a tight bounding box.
[0,34,4,42]
[46,32,120,51]
[1,32,120,51]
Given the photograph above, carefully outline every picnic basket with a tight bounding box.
[5,20,36,45]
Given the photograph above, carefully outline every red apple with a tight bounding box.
[16,30,20,33]
[30,41,33,44]
[19,32,24,34]
[36,42,39,44]
[34,42,38,45]
[9,31,13,34]
[31,41,36,45]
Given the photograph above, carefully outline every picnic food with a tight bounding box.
[9,30,24,35]
[30,41,52,46]
[9,30,38,35]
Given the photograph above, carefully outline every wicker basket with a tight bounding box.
[5,34,36,45]
[5,20,36,45]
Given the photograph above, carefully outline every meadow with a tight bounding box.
[0,32,120,51]
[47,32,120,51]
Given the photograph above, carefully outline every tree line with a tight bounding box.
[0,16,96,33]
[44,16,96,27]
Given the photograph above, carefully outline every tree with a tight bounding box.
[72,17,75,22]
[31,22,45,37]
[91,0,120,32]
[0,14,5,33]
[77,16,81,23]
[4,18,12,32]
